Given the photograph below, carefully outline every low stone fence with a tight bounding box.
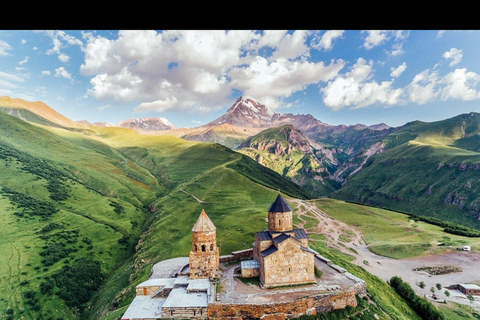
[219,248,253,263]
[208,289,359,319]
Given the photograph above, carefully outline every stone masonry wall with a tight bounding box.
[262,240,315,287]
[208,289,358,319]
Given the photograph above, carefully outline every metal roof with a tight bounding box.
[268,194,292,213]
[256,231,272,241]
[260,245,278,257]
[272,233,290,244]
[459,284,480,289]
[241,259,259,269]
[293,228,308,239]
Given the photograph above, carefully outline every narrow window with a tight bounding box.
[195,244,197,252]
[279,219,281,226]
[210,244,214,251]
[288,267,291,272]
[193,310,196,316]
[202,244,206,252]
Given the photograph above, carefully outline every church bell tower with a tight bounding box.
[268,194,293,233]
[189,209,219,279]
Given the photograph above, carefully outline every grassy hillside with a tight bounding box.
[334,112,480,229]
[0,111,310,319]
[239,125,338,196]
[313,199,479,259]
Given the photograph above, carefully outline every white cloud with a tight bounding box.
[390,62,407,78]
[362,30,409,56]
[54,67,73,81]
[311,30,344,50]
[406,69,440,104]
[57,95,65,101]
[363,30,390,49]
[0,71,25,83]
[440,68,480,101]
[82,30,340,113]
[135,97,178,113]
[32,46,38,51]
[46,31,84,63]
[389,30,409,56]
[443,48,463,66]
[21,39,26,44]
[269,30,310,60]
[18,56,29,65]
[58,53,70,63]
[0,40,12,56]
[41,70,51,76]
[0,70,25,91]
[230,56,345,109]
[321,58,404,110]
[437,30,445,38]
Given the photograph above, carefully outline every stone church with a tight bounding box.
[252,194,315,288]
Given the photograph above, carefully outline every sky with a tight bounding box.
[1,30,480,128]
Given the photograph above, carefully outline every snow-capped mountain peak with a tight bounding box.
[117,117,175,131]
[208,96,276,127]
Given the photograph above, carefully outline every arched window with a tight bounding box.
[210,244,214,251]
[279,219,281,226]
[195,244,197,252]
[201,244,206,252]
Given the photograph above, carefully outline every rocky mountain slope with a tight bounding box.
[239,125,338,195]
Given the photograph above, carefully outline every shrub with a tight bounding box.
[52,258,103,312]
[390,276,445,320]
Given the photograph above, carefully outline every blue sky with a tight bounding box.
[1,30,480,128]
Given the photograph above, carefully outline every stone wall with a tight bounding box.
[208,289,358,319]
[135,285,163,296]
[268,211,293,232]
[262,240,315,288]
[220,248,253,263]
[163,306,208,319]
[189,249,219,279]
[241,267,260,278]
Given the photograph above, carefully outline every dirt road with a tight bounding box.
[291,199,480,308]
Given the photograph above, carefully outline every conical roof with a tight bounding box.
[191,209,216,232]
[268,194,292,213]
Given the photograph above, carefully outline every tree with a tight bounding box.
[467,294,474,302]
[430,287,435,294]
[436,283,442,290]
[418,281,426,289]
[444,290,450,297]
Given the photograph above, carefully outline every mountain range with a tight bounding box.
[1,95,479,229]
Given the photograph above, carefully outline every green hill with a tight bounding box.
[0,111,309,319]
[334,112,480,229]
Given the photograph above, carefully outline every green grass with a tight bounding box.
[238,277,260,287]
[310,243,422,320]
[334,113,480,230]
[315,198,479,259]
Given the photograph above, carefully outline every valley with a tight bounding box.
[1,95,480,320]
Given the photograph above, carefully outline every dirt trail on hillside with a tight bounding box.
[290,199,375,264]
[291,198,480,309]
